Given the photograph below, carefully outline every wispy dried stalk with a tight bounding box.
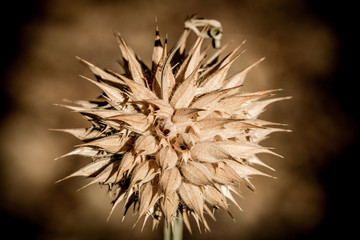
[54,15,290,234]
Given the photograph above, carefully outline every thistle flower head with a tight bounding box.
[55,16,289,233]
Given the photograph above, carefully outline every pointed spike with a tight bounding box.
[109,70,158,100]
[182,208,192,234]
[107,191,127,222]
[222,57,266,89]
[219,43,244,68]
[170,58,206,108]
[204,204,216,221]
[205,41,232,66]
[191,212,202,233]
[56,158,111,183]
[184,37,204,79]
[79,75,126,104]
[141,213,151,231]
[75,56,124,84]
[114,33,146,86]
[197,52,243,95]
[151,20,164,72]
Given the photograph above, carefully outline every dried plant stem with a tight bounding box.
[164,212,183,240]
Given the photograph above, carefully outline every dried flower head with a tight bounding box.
[55,16,289,233]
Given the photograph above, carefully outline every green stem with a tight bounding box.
[164,211,183,240]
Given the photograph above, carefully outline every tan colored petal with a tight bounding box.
[218,43,243,68]
[197,49,242,95]
[184,37,204,79]
[220,185,242,211]
[170,59,204,109]
[160,56,176,102]
[142,99,174,118]
[203,185,228,209]
[216,140,275,160]
[107,191,127,221]
[77,161,120,190]
[171,108,202,123]
[56,158,111,182]
[161,191,179,224]
[197,42,241,84]
[191,142,230,163]
[182,208,192,234]
[112,72,158,100]
[55,146,103,160]
[174,33,200,81]
[129,160,158,188]
[248,156,275,171]
[156,146,178,170]
[107,113,151,133]
[225,160,272,178]
[178,182,204,220]
[212,161,243,185]
[222,57,265,89]
[115,33,146,86]
[204,41,231,67]
[190,86,239,109]
[152,38,168,98]
[136,181,160,224]
[222,119,262,130]
[71,99,109,108]
[76,56,125,85]
[79,134,130,153]
[216,94,268,114]
[198,118,258,132]
[180,160,213,186]
[160,167,182,197]
[134,135,158,155]
[76,109,127,119]
[80,75,126,104]
[116,151,138,181]
[245,96,292,118]
[151,23,163,69]
[50,127,105,141]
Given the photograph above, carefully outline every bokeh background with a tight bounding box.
[1,0,358,239]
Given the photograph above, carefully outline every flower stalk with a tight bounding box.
[164,211,183,240]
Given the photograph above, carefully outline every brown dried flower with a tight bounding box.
[55,16,289,233]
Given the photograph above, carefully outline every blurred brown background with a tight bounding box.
[0,0,358,239]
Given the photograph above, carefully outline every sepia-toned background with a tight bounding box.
[1,0,357,239]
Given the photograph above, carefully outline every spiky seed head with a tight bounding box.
[55,16,289,233]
